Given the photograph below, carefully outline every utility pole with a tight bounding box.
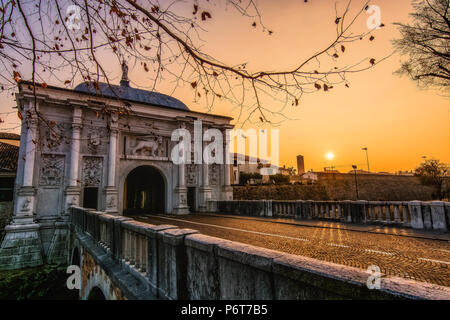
[362,147,370,172]
[352,165,359,200]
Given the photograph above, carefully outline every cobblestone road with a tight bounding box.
[136,214,450,287]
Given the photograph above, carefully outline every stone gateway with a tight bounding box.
[0,71,233,270]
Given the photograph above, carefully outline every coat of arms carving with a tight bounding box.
[39,154,64,186]
[87,127,101,153]
[186,164,197,186]
[209,164,220,186]
[82,157,103,186]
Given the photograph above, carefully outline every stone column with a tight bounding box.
[104,127,119,214]
[199,131,212,212]
[0,100,43,270]
[173,124,189,214]
[221,128,233,200]
[64,107,83,214]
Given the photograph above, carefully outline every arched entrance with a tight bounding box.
[123,166,165,215]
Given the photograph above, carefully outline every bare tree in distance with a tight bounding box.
[0,0,386,135]
[393,0,450,94]
[414,159,450,200]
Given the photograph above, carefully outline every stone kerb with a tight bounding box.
[139,224,178,296]
[430,201,447,232]
[215,240,285,300]
[157,228,198,300]
[408,201,424,229]
[421,202,433,230]
[445,202,450,231]
[184,233,231,300]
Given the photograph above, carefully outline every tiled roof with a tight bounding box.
[0,141,19,172]
[0,132,20,140]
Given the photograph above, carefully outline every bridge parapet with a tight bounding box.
[69,207,450,300]
[211,200,450,232]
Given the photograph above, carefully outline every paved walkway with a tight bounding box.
[136,213,450,287]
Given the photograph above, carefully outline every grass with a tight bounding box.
[0,264,79,300]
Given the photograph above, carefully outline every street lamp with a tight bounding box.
[352,165,359,200]
[362,147,370,172]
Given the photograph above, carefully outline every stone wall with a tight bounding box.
[234,175,438,201]
[0,202,13,239]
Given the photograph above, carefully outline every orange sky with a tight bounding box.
[0,0,448,173]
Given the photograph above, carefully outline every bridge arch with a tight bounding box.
[122,164,167,215]
[87,286,106,300]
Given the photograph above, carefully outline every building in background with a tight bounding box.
[231,153,278,185]
[0,134,19,237]
[296,155,305,175]
[0,133,20,202]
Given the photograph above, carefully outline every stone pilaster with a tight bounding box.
[64,107,83,217]
[173,162,189,214]
[104,127,119,214]
[199,128,212,212]
[0,101,43,270]
[221,128,233,200]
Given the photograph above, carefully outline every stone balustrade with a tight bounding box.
[212,200,450,232]
[69,207,450,300]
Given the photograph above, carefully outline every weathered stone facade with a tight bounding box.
[0,75,233,270]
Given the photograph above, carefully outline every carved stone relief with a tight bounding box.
[39,154,65,186]
[209,164,220,186]
[42,123,68,151]
[131,135,165,157]
[87,126,101,153]
[82,157,103,187]
[186,164,198,186]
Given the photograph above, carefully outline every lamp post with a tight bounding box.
[362,147,370,172]
[352,165,359,200]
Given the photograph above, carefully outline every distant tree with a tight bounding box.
[414,159,449,199]
[393,0,450,93]
[269,173,290,185]
[239,172,262,186]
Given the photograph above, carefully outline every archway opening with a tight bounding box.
[123,166,165,215]
[87,287,106,300]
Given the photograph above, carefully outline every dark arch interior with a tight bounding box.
[72,247,80,266]
[124,166,165,215]
[87,287,106,300]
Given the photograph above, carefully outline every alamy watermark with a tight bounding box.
[170,120,280,175]
[66,5,81,31]
[66,265,81,290]
[366,265,381,290]
[365,4,382,30]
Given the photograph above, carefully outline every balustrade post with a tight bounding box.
[141,235,148,273]
[430,201,447,232]
[376,202,383,222]
[385,203,392,223]
[401,202,410,227]
[393,202,401,223]
[336,203,342,219]
[409,201,424,229]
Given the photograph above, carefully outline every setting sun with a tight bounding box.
[326,152,335,160]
